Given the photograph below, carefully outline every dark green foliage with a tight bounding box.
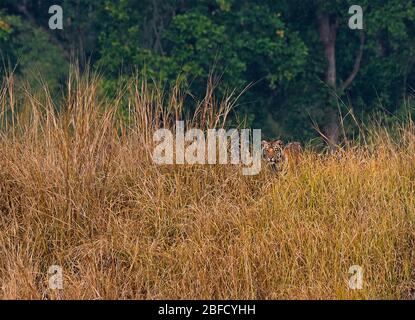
[1,0,415,142]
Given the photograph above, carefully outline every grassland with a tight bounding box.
[0,71,415,299]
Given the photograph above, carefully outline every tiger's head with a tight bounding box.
[261,140,284,164]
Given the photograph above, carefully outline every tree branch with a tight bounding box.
[339,31,365,93]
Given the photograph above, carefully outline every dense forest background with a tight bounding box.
[1,0,415,143]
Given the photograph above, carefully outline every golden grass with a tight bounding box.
[0,70,415,299]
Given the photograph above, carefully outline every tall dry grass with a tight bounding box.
[0,69,415,299]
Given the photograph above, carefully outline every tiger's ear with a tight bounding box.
[261,140,269,149]
[272,140,284,148]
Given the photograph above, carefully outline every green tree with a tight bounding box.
[98,0,308,128]
[2,0,415,143]
[278,0,415,144]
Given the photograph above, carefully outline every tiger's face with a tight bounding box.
[261,140,284,164]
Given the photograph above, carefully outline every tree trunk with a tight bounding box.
[318,14,339,150]
[318,13,365,150]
